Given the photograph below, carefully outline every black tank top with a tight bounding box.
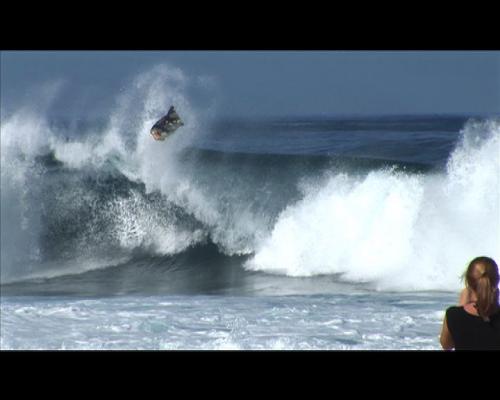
[446,306,500,350]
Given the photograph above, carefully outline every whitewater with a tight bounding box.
[1,65,499,350]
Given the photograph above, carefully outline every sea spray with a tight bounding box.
[246,118,500,291]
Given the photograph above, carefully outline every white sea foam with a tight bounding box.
[246,118,500,291]
[0,293,454,350]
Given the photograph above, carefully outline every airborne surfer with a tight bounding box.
[150,106,184,141]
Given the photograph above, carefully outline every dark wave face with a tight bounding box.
[2,96,498,295]
[0,242,251,297]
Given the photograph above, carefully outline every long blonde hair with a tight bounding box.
[464,256,499,321]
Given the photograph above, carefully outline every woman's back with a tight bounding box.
[446,306,500,350]
[441,256,500,350]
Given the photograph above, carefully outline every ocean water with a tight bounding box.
[1,66,499,350]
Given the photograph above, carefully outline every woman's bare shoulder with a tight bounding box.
[458,287,471,305]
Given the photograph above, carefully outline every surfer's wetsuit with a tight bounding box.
[150,106,184,141]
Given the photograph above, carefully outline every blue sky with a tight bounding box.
[1,51,499,118]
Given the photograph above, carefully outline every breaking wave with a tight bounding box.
[1,64,499,292]
[246,118,500,290]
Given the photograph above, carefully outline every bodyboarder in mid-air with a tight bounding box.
[150,106,184,141]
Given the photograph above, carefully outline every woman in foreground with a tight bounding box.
[440,256,500,350]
